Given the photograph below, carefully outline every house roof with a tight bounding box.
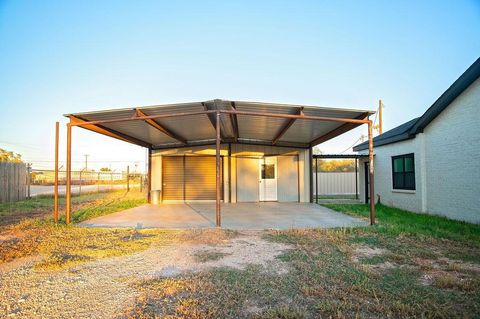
[66,99,374,149]
[354,57,480,151]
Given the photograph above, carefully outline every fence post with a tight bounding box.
[79,170,82,195]
[126,165,130,192]
[26,163,31,199]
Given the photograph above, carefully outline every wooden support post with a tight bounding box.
[368,121,375,225]
[54,122,59,222]
[66,123,72,224]
[215,111,221,227]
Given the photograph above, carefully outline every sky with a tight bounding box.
[0,0,479,172]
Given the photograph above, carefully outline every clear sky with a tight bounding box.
[1,0,479,172]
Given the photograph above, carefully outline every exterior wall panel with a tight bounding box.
[236,157,259,202]
[278,155,299,201]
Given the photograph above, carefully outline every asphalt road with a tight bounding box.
[30,184,136,196]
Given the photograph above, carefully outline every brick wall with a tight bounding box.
[358,78,480,223]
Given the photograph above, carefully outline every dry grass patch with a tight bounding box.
[0,190,152,268]
[180,228,239,245]
[193,250,231,263]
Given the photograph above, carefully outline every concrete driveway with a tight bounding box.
[79,202,366,230]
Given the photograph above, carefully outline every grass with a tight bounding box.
[122,227,480,318]
[0,191,145,227]
[0,190,150,267]
[2,196,480,317]
[63,191,147,223]
[324,203,480,243]
[120,205,480,318]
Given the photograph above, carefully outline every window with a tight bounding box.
[261,164,275,179]
[392,153,415,190]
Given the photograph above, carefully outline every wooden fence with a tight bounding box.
[0,162,27,203]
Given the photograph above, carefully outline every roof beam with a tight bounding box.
[272,107,304,145]
[229,101,239,141]
[309,112,370,147]
[135,109,187,144]
[219,109,370,124]
[202,101,225,141]
[69,115,151,148]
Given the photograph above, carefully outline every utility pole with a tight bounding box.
[84,154,90,170]
[378,99,383,135]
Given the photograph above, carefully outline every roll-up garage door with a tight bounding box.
[162,156,223,201]
[162,156,185,200]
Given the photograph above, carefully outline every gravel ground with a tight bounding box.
[0,232,292,318]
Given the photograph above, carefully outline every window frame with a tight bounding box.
[391,153,416,190]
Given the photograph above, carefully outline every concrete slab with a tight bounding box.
[80,202,366,230]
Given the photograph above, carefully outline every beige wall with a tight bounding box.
[151,144,310,203]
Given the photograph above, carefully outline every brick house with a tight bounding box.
[354,58,480,223]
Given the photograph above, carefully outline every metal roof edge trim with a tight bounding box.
[64,99,375,118]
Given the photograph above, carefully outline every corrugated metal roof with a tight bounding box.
[66,99,374,149]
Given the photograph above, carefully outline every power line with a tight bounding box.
[339,135,364,154]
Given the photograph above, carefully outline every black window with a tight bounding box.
[392,153,415,190]
[261,164,275,179]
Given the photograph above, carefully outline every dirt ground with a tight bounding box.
[0,231,291,318]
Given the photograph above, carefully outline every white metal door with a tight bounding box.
[259,157,277,201]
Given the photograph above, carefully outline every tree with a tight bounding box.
[0,148,23,163]
[315,159,355,172]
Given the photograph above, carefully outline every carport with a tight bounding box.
[54,99,376,226]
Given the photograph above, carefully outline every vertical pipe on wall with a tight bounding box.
[66,123,72,224]
[54,122,59,223]
[368,121,375,225]
[215,112,221,227]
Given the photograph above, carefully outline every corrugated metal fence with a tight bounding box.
[0,162,27,203]
[313,172,358,196]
